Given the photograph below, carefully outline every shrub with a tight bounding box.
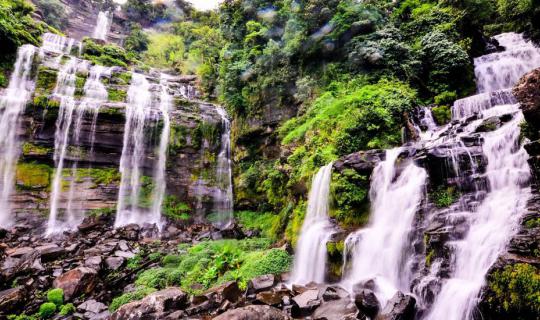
[38,302,56,318]
[59,303,75,316]
[46,288,63,306]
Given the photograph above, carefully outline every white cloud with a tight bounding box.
[186,0,222,10]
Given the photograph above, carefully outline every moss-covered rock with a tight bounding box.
[330,169,370,228]
[16,162,52,190]
[35,66,58,96]
[107,87,127,102]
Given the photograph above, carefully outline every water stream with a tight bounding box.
[92,11,111,41]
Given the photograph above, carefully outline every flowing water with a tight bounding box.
[47,58,88,234]
[92,11,111,41]
[422,32,535,320]
[115,73,153,228]
[0,45,36,227]
[212,106,234,227]
[290,162,334,284]
[342,149,427,305]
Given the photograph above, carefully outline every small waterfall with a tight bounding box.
[42,33,76,54]
[423,32,534,320]
[47,58,88,234]
[115,73,154,228]
[212,106,233,227]
[149,74,172,226]
[0,45,36,227]
[92,11,111,41]
[290,163,334,285]
[342,148,427,305]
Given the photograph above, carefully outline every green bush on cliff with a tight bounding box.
[46,288,63,306]
[234,211,280,239]
[82,38,131,68]
[488,263,540,317]
[330,169,370,227]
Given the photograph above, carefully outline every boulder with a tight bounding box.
[78,299,108,314]
[214,305,290,320]
[105,256,125,270]
[35,244,66,261]
[256,288,291,306]
[0,286,26,313]
[84,256,103,270]
[313,298,358,320]
[377,291,416,320]
[111,288,188,320]
[514,68,540,129]
[5,246,34,258]
[292,289,321,317]
[334,150,385,175]
[206,281,243,303]
[53,267,98,301]
[248,274,277,293]
[1,251,41,282]
[354,289,380,318]
[322,285,349,301]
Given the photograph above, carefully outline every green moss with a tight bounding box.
[524,218,540,228]
[74,75,87,97]
[32,95,60,110]
[488,263,540,316]
[168,124,189,153]
[430,186,459,208]
[58,303,75,316]
[431,105,451,125]
[108,88,127,102]
[162,195,190,221]
[46,288,63,306]
[116,72,132,85]
[193,121,220,149]
[82,38,131,68]
[75,168,121,187]
[38,302,56,319]
[22,142,51,156]
[35,66,57,95]
[234,211,280,239]
[88,207,115,217]
[16,162,52,189]
[425,249,435,267]
[109,287,157,312]
[330,169,370,228]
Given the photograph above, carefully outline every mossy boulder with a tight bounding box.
[16,162,52,190]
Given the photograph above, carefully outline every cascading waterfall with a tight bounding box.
[423,32,535,320]
[342,149,427,305]
[0,45,36,227]
[149,74,173,227]
[115,73,154,228]
[290,162,334,285]
[47,57,88,234]
[92,11,111,41]
[212,106,234,227]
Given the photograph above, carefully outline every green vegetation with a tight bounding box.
[120,238,290,298]
[34,0,68,30]
[109,286,157,312]
[331,169,370,227]
[82,38,132,68]
[488,263,540,318]
[38,302,56,319]
[75,168,121,187]
[162,195,190,221]
[16,162,52,189]
[234,210,281,239]
[430,186,459,208]
[35,67,58,96]
[58,303,75,316]
[22,142,51,156]
[46,288,63,306]
[107,87,127,102]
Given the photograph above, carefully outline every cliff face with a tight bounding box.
[8,48,225,230]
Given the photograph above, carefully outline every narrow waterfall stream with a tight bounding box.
[290,162,334,284]
[0,45,36,227]
[115,73,153,228]
[421,32,537,320]
[342,149,427,305]
[47,58,88,234]
[213,106,234,227]
[92,11,111,41]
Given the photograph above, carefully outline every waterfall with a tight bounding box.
[342,149,427,305]
[47,58,89,234]
[0,45,36,227]
[115,73,154,228]
[422,32,535,320]
[212,106,234,227]
[290,162,334,285]
[92,11,111,41]
[42,33,76,54]
[149,74,172,226]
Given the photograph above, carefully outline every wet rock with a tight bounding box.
[334,150,385,175]
[53,267,98,301]
[1,250,41,282]
[78,299,108,314]
[248,274,277,293]
[114,250,135,259]
[111,288,188,320]
[0,286,26,313]
[515,68,540,129]
[354,289,380,318]
[35,243,66,261]
[78,216,105,232]
[6,246,34,257]
[206,281,243,303]
[322,285,349,301]
[256,288,291,306]
[377,291,416,320]
[313,298,358,320]
[105,256,125,270]
[84,256,103,270]
[116,224,140,241]
[214,305,290,320]
[292,289,320,317]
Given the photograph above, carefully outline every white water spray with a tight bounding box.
[290,162,334,284]
[212,106,234,227]
[92,11,111,41]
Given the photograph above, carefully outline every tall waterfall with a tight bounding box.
[212,106,234,227]
[149,74,172,226]
[342,149,427,305]
[115,73,153,228]
[92,11,111,41]
[423,32,535,320]
[0,45,36,227]
[290,163,334,284]
[47,58,88,234]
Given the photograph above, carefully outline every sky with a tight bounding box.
[186,0,222,10]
